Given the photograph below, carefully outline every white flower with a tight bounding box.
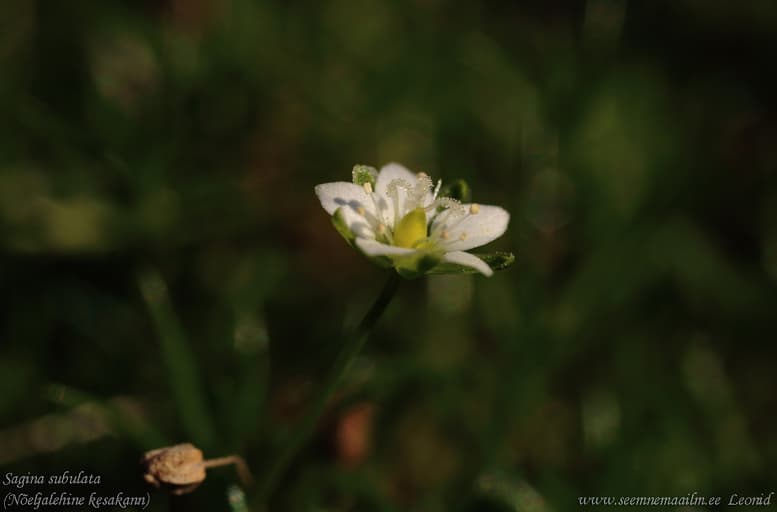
[315,163,511,277]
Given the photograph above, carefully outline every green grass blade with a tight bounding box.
[138,269,215,448]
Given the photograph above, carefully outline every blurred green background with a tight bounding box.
[1,1,776,510]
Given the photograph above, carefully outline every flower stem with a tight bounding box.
[202,455,253,486]
[259,272,400,499]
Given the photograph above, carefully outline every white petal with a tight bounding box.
[315,182,377,238]
[433,204,509,251]
[315,181,372,215]
[376,163,417,191]
[442,251,493,276]
[355,237,417,257]
[374,163,418,226]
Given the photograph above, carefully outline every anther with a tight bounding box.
[377,223,386,234]
[440,230,450,240]
[363,182,373,194]
[459,232,468,241]
[469,204,480,215]
[357,206,366,216]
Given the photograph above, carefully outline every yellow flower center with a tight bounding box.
[393,207,427,248]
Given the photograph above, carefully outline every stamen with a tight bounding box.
[459,232,468,241]
[440,230,450,240]
[433,179,442,200]
[429,197,465,237]
[357,207,390,240]
[409,173,434,211]
[362,182,386,225]
[430,198,479,242]
[434,197,462,211]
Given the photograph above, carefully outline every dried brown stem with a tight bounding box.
[202,455,253,486]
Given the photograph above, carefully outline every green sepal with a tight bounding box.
[351,165,378,187]
[427,251,515,275]
[394,248,445,279]
[439,179,471,202]
[331,207,356,246]
[366,252,394,269]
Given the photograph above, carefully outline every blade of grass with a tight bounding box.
[229,311,270,444]
[47,383,167,448]
[139,269,215,448]
[227,485,250,512]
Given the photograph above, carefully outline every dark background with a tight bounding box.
[1,1,776,510]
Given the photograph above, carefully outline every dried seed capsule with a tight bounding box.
[142,443,252,496]
[142,443,206,495]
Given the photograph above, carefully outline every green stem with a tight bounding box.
[260,272,401,499]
